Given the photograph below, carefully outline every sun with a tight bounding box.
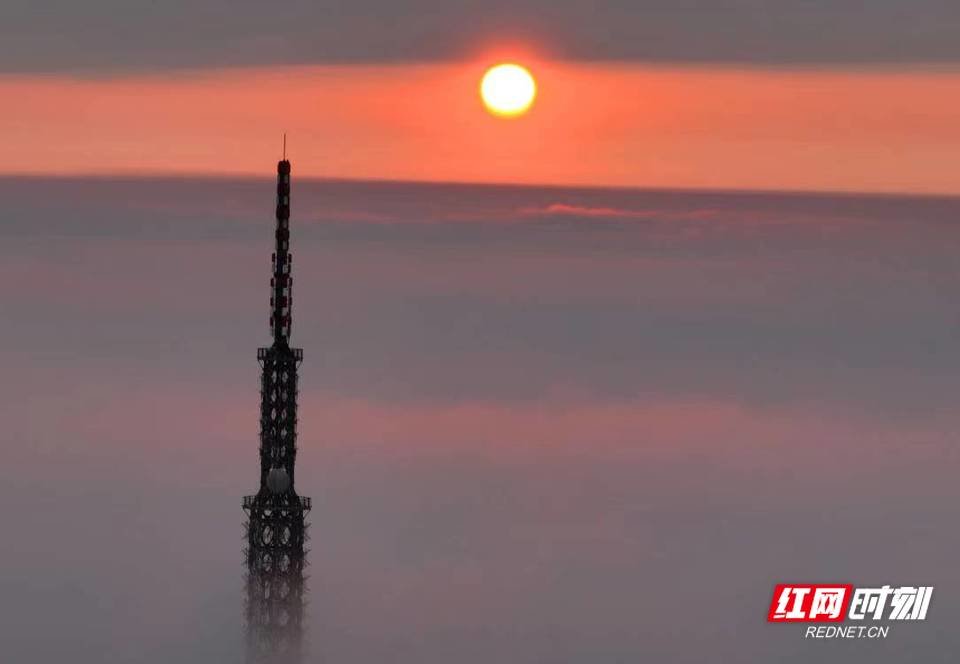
[480,63,536,117]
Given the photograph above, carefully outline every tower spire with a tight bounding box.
[244,157,310,663]
[269,157,293,345]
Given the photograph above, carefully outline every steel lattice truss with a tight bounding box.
[243,158,310,663]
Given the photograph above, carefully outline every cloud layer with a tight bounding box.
[2,177,959,662]
[3,1,960,72]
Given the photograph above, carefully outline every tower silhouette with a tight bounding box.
[243,156,310,662]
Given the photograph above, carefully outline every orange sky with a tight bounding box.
[3,62,960,194]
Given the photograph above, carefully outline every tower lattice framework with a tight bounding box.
[243,157,310,663]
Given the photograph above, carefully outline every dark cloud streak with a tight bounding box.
[2,0,960,73]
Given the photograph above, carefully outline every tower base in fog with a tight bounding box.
[243,491,310,663]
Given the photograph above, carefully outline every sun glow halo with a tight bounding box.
[480,64,536,117]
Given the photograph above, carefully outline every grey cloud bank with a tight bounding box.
[2,0,960,72]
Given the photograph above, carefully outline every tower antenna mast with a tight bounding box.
[243,153,310,663]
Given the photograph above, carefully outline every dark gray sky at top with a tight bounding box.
[2,0,960,72]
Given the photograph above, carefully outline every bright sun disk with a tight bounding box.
[480,63,536,117]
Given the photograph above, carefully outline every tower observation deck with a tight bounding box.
[243,157,310,663]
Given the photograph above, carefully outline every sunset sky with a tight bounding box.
[3,0,960,193]
[4,3,960,663]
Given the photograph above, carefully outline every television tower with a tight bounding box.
[243,151,311,662]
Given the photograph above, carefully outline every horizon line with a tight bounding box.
[2,169,959,203]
